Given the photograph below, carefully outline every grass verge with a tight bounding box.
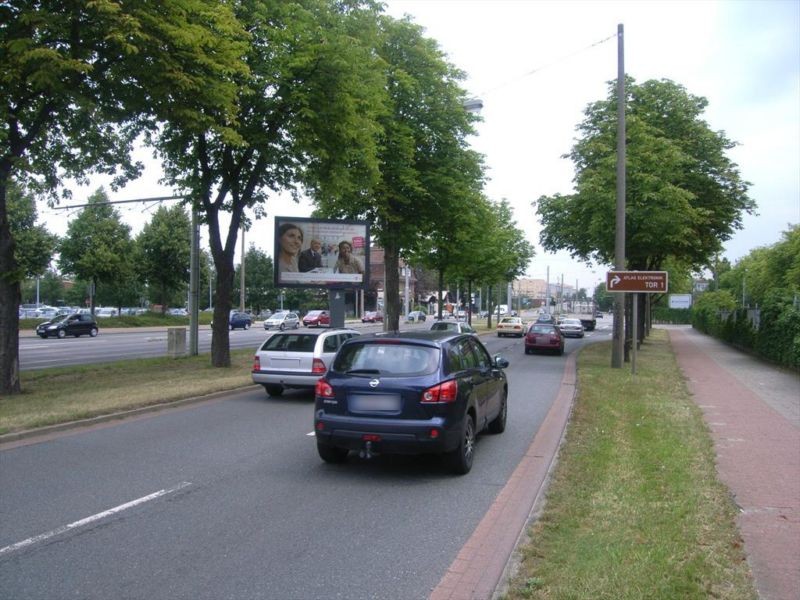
[503,329,756,600]
[0,349,255,435]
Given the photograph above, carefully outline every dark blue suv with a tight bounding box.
[314,331,509,474]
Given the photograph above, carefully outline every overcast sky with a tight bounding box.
[44,0,799,293]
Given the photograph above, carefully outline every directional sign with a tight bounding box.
[606,271,668,293]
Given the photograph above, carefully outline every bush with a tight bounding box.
[755,289,800,370]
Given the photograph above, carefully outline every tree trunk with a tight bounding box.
[487,284,493,329]
[437,270,445,320]
[384,241,400,332]
[0,176,21,394]
[211,257,234,367]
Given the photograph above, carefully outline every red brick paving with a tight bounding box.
[429,352,577,600]
[669,328,799,600]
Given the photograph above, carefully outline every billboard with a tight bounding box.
[274,217,370,289]
[669,294,692,309]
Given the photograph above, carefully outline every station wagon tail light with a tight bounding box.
[421,379,458,403]
[252,356,261,372]
[312,358,326,374]
[315,379,334,398]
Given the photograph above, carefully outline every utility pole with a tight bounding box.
[612,23,626,369]
[188,206,199,355]
[240,224,245,313]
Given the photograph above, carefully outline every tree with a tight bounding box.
[1,1,248,393]
[232,245,276,315]
[536,78,754,273]
[7,180,59,290]
[154,0,386,367]
[314,14,484,331]
[135,205,191,312]
[58,189,135,315]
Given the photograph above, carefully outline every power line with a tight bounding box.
[476,32,617,98]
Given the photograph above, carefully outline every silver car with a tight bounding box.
[251,328,360,396]
[263,311,300,330]
[558,318,585,338]
[430,320,478,336]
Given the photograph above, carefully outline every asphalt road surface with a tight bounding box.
[1,325,611,600]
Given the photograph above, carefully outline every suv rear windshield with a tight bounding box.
[332,342,439,377]
[260,333,318,352]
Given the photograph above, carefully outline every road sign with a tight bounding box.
[606,271,668,293]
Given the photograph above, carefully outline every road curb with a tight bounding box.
[430,347,579,600]
[0,385,259,448]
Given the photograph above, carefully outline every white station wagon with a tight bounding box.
[251,328,360,397]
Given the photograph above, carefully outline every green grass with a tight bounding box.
[503,330,756,600]
[20,312,213,331]
[0,349,255,434]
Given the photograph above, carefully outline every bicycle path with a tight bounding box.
[667,325,799,600]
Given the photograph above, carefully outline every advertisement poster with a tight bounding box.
[273,217,370,289]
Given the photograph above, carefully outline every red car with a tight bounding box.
[524,323,565,355]
[302,310,330,327]
[361,311,384,323]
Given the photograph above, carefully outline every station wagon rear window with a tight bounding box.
[260,334,317,352]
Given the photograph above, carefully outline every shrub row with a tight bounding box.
[691,288,799,370]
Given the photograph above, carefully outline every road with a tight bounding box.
[18,322,384,371]
[1,323,611,599]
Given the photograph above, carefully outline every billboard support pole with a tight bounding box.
[329,289,346,329]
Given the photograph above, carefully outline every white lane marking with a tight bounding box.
[0,482,191,557]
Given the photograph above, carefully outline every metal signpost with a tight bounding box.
[606,271,669,374]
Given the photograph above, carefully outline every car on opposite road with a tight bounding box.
[263,311,300,330]
[406,311,427,323]
[524,322,565,355]
[313,330,510,474]
[36,313,99,339]
[251,328,360,397]
[228,311,253,330]
[496,316,525,337]
[303,310,330,327]
[430,320,478,336]
[361,311,384,323]
[558,318,585,338]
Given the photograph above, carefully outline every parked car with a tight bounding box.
[558,318,585,338]
[251,328,360,397]
[263,311,300,330]
[524,323,565,355]
[406,310,427,323]
[36,313,99,339]
[167,307,188,316]
[430,320,477,336]
[94,307,118,318]
[361,311,384,323]
[303,310,330,328]
[228,311,252,330]
[496,316,525,337]
[313,330,510,474]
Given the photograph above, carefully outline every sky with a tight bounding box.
[42,0,800,294]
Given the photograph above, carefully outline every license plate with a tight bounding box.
[349,394,400,413]
[271,358,300,368]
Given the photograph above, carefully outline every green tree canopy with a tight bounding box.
[58,189,135,314]
[536,78,754,273]
[7,181,58,279]
[135,205,191,312]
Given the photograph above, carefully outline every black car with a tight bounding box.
[314,331,509,474]
[36,313,99,339]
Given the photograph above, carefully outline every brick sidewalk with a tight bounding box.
[668,327,800,600]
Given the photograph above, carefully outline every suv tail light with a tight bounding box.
[421,379,458,403]
[312,358,326,375]
[315,379,334,398]
[252,356,261,372]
